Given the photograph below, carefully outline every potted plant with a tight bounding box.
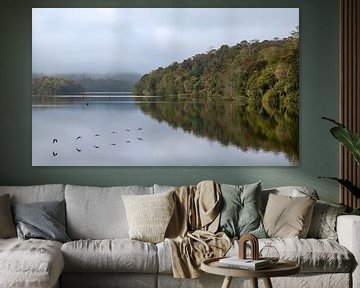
[320,117,360,215]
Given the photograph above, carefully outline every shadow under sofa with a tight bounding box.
[0,183,359,288]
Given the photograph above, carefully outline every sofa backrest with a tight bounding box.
[0,184,65,204]
[153,184,176,194]
[65,184,154,240]
[261,186,319,212]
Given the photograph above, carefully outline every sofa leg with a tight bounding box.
[251,278,258,288]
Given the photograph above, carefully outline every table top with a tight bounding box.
[201,257,300,278]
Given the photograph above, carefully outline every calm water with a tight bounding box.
[32,94,298,166]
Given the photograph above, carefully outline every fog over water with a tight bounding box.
[32,8,299,75]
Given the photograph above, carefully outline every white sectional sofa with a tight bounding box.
[0,183,359,288]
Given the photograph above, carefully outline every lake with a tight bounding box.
[32,93,299,166]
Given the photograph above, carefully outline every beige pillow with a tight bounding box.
[263,193,316,238]
[0,194,16,238]
[122,191,175,243]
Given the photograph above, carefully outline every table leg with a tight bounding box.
[263,277,273,288]
[221,276,233,288]
[251,278,258,288]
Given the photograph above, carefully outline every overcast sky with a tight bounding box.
[32,8,299,75]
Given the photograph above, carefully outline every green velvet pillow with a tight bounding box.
[218,182,266,238]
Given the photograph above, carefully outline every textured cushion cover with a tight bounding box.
[122,191,175,243]
[65,185,153,239]
[247,238,353,273]
[0,194,16,238]
[263,193,316,238]
[261,186,319,213]
[0,184,65,204]
[218,182,266,238]
[0,238,64,288]
[12,200,70,243]
[158,237,353,274]
[61,239,158,273]
[61,273,157,288]
[307,200,347,240]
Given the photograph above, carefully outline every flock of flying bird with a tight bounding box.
[51,128,143,157]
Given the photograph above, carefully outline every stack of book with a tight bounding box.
[218,257,271,270]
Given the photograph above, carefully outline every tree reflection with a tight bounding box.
[136,98,299,165]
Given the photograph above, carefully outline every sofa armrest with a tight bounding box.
[337,215,360,288]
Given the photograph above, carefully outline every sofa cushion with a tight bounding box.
[261,186,319,213]
[153,184,176,194]
[0,184,65,204]
[65,185,153,239]
[263,194,316,238]
[61,273,157,288]
[218,182,266,238]
[0,194,16,238]
[12,200,70,243]
[307,200,347,240]
[61,239,158,273]
[0,238,64,288]
[122,191,175,243]
[157,237,353,274]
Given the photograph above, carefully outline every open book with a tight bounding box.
[218,257,271,270]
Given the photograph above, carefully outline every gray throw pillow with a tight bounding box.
[307,200,347,240]
[218,182,266,238]
[0,194,16,238]
[12,200,70,243]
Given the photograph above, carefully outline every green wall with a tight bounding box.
[0,0,340,202]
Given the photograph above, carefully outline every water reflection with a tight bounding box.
[32,95,298,166]
[136,97,299,164]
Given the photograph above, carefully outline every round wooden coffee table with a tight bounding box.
[201,257,300,288]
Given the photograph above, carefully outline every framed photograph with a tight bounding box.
[32,8,299,166]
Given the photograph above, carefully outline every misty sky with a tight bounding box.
[32,8,299,75]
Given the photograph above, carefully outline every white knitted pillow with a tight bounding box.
[122,191,175,243]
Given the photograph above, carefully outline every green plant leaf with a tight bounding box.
[330,127,360,165]
[322,117,360,165]
[351,208,360,215]
[318,176,360,198]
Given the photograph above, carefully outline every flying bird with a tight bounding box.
[137,137,143,141]
[137,128,142,131]
[126,140,131,143]
[94,145,100,148]
[76,136,82,140]
[52,139,58,144]
[112,131,116,134]
[110,143,116,146]
[52,151,58,156]
[76,148,82,152]
[125,129,130,132]
[94,134,100,137]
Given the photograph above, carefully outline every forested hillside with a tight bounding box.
[32,73,141,95]
[32,76,84,95]
[134,29,299,111]
[76,77,137,92]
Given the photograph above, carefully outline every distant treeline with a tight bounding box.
[32,73,141,95]
[134,29,299,111]
[77,77,136,92]
[32,76,84,95]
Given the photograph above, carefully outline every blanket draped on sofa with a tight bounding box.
[165,181,231,278]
